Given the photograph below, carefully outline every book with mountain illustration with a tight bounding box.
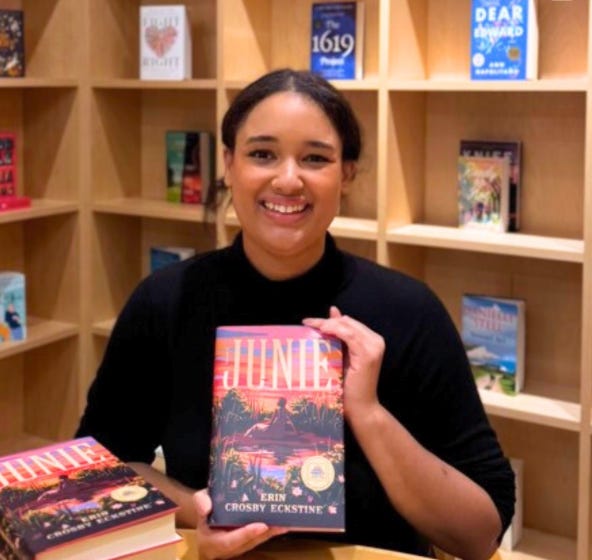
[208,325,345,532]
[0,437,180,560]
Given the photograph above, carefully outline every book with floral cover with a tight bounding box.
[208,325,345,531]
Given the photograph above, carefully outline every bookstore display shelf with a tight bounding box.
[0,317,78,361]
[0,200,78,225]
[387,78,589,93]
[0,78,78,89]
[387,224,584,263]
[93,198,209,223]
[91,78,218,90]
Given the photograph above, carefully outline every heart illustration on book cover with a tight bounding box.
[145,24,178,57]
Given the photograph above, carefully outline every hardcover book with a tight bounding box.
[458,154,511,232]
[310,2,364,80]
[0,10,24,78]
[140,5,192,80]
[165,130,214,204]
[150,246,196,273]
[461,295,526,395]
[0,271,26,342]
[208,325,345,532]
[460,140,522,232]
[470,0,538,80]
[0,132,16,196]
[0,437,180,560]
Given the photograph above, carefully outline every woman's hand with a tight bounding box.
[303,306,385,418]
[194,489,288,559]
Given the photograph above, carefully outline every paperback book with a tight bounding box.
[150,246,196,273]
[501,458,523,550]
[310,2,364,80]
[461,294,526,395]
[460,140,522,232]
[0,271,26,342]
[470,0,538,80]
[458,154,511,232]
[0,10,24,77]
[165,130,214,204]
[208,325,345,531]
[0,437,180,560]
[0,132,16,196]
[140,5,192,80]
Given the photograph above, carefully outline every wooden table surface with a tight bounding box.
[176,529,431,560]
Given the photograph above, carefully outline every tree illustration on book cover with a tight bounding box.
[208,325,345,531]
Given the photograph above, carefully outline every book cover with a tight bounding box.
[461,295,526,395]
[0,196,30,212]
[501,458,523,550]
[470,0,538,80]
[0,272,26,342]
[0,437,179,560]
[460,140,522,232]
[0,132,16,197]
[140,5,192,80]
[165,130,214,205]
[0,10,24,78]
[150,246,196,273]
[208,325,345,532]
[310,2,364,80]
[458,154,511,232]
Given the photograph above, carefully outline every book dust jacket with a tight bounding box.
[208,325,345,531]
[0,437,177,558]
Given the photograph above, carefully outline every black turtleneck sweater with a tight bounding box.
[77,234,514,556]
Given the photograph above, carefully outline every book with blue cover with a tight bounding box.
[461,295,525,395]
[0,271,26,342]
[470,0,538,80]
[310,2,364,80]
[150,246,195,273]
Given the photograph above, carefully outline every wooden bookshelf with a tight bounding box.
[0,1,591,559]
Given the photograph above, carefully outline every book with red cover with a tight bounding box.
[208,325,345,532]
[0,437,180,560]
[0,132,16,197]
[0,196,30,212]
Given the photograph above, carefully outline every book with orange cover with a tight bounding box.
[0,437,180,559]
[208,325,345,532]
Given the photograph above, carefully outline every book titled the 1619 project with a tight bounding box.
[208,325,345,531]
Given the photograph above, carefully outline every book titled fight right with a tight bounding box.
[208,325,345,532]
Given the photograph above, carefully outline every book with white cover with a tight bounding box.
[140,5,192,80]
[501,458,523,550]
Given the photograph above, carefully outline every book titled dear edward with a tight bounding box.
[0,437,179,560]
[470,0,538,80]
[208,325,345,531]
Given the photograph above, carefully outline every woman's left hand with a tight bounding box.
[303,306,384,418]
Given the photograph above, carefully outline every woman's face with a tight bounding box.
[224,91,354,279]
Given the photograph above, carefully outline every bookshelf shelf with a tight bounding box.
[92,198,209,223]
[0,317,78,361]
[0,78,78,89]
[91,78,218,90]
[0,200,79,225]
[387,224,584,263]
[387,78,590,92]
[91,318,116,337]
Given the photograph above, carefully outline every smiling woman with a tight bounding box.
[76,69,514,560]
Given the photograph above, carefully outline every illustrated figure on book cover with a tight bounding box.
[208,325,345,531]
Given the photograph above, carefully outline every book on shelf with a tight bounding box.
[458,154,511,232]
[208,325,345,532]
[150,246,196,273]
[501,458,523,550]
[0,10,24,78]
[461,294,526,396]
[0,437,180,560]
[310,2,364,80]
[0,272,26,342]
[470,0,538,80]
[0,132,16,197]
[0,195,31,212]
[460,140,522,232]
[140,5,192,80]
[165,130,214,205]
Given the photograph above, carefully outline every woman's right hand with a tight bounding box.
[194,489,288,559]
